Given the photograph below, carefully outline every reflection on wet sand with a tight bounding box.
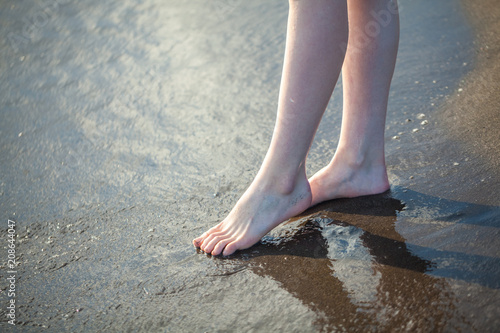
[393,188,500,291]
[213,191,495,331]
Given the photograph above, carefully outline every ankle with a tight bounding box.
[255,167,309,196]
[333,146,386,171]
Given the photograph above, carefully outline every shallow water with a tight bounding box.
[1,0,499,331]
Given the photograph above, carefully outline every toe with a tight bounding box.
[200,232,224,253]
[193,228,212,246]
[222,240,240,256]
[195,223,226,249]
[211,237,234,256]
[202,235,225,254]
[193,235,205,247]
[200,231,226,253]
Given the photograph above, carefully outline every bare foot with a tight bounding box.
[193,174,312,256]
[309,155,390,206]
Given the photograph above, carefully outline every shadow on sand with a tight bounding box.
[203,188,500,331]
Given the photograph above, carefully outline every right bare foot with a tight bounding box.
[193,174,312,256]
[308,153,390,206]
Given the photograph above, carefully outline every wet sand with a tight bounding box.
[0,0,499,331]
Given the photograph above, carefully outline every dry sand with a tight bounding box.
[439,0,500,203]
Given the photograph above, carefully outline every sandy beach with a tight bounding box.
[0,0,499,331]
[438,0,500,205]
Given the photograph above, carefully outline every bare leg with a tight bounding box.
[193,0,348,256]
[309,0,399,206]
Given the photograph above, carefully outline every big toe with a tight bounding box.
[222,240,244,256]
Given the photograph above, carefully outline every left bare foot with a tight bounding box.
[193,173,312,256]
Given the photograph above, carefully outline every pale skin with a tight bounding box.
[193,0,400,256]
